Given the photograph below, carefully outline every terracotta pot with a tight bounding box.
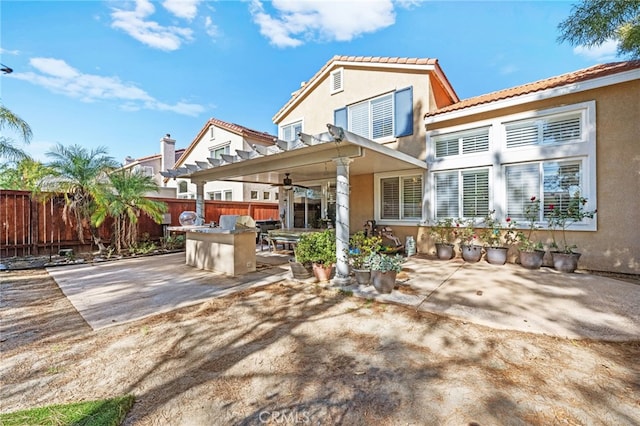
[371,270,396,294]
[519,250,545,270]
[312,263,334,282]
[461,244,483,262]
[551,252,581,273]
[485,246,508,265]
[435,243,455,260]
[352,268,371,285]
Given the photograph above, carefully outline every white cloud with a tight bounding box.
[204,16,219,38]
[110,0,194,51]
[162,0,202,20]
[499,64,518,76]
[11,57,204,117]
[249,0,396,48]
[573,39,619,62]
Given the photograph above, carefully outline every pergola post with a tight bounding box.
[332,157,352,286]
[195,181,205,225]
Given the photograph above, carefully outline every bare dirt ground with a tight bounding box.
[1,269,639,425]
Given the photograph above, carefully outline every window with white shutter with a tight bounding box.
[380,175,422,220]
[349,102,370,138]
[505,160,583,222]
[506,112,582,148]
[434,127,489,158]
[349,93,393,140]
[434,169,489,219]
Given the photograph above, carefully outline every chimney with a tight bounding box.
[160,133,176,172]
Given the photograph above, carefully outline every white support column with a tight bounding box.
[195,181,205,225]
[332,157,352,286]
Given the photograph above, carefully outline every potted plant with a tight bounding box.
[429,218,457,260]
[456,218,483,262]
[294,229,336,282]
[480,210,516,265]
[348,231,382,285]
[515,196,545,269]
[548,192,597,273]
[367,252,404,294]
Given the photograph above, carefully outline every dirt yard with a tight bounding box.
[1,269,639,425]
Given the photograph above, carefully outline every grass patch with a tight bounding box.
[0,395,134,426]
[337,288,353,297]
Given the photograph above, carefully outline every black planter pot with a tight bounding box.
[519,250,545,270]
[435,243,455,260]
[461,245,483,263]
[551,252,581,273]
[485,246,508,265]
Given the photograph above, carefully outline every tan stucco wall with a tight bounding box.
[277,66,435,160]
[423,79,640,275]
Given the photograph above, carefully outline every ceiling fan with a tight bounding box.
[271,173,309,190]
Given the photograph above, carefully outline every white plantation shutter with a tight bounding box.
[462,131,489,154]
[402,176,422,219]
[350,102,370,138]
[435,137,459,157]
[381,177,400,219]
[506,122,539,148]
[435,172,459,219]
[462,169,489,218]
[371,94,393,139]
[505,163,540,219]
[542,115,581,144]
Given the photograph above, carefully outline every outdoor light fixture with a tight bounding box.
[282,173,293,190]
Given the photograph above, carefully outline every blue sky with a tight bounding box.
[1,0,621,164]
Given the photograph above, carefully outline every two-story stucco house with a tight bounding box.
[164,117,280,202]
[162,55,639,278]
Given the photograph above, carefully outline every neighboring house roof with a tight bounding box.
[174,117,277,168]
[426,60,640,118]
[273,55,459,123]
[122,149,185,169]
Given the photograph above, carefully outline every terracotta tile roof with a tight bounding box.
[273,55,449,122]
[426,60,640,118]
[207,117,276,143]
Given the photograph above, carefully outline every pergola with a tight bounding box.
[161,124,426,285]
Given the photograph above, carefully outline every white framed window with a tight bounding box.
[209,143,230,159]
[330,68,343,94]
[505,111,584,148]
[177,181,188,194]
[434,127,490,158]
[263,191,270,200]
[275,192,279,201]
[505,159,585,221]
[349,93,394,140]
[376,172,423,222]
[426,101,596,231]
[224,190,232,201]
[132,165,154,176]
[280,120,302,142]
[434,168,490,220]
[250,190,258,200]
[209,191,222,200]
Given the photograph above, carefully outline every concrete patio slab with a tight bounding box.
[349,257,640,341]
[46,252,290,330]
[46,250,639,341]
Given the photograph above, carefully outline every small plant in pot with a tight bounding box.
[348,231,382,285]
[456,218,483,262]
[547,192,597,273]
[294,229,337,282]
[480,210,516,265]
[367,252,404,294]
[515,196,545,269]
[429,217,457,260]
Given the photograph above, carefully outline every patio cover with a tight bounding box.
[161,124,427,285]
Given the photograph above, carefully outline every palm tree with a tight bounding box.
[0,104,33,161]
[44,143,119,253]
[92,169,168,253]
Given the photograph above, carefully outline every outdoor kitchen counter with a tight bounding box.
[167,226,257,276]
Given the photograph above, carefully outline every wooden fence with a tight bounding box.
[0,190,279,257]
